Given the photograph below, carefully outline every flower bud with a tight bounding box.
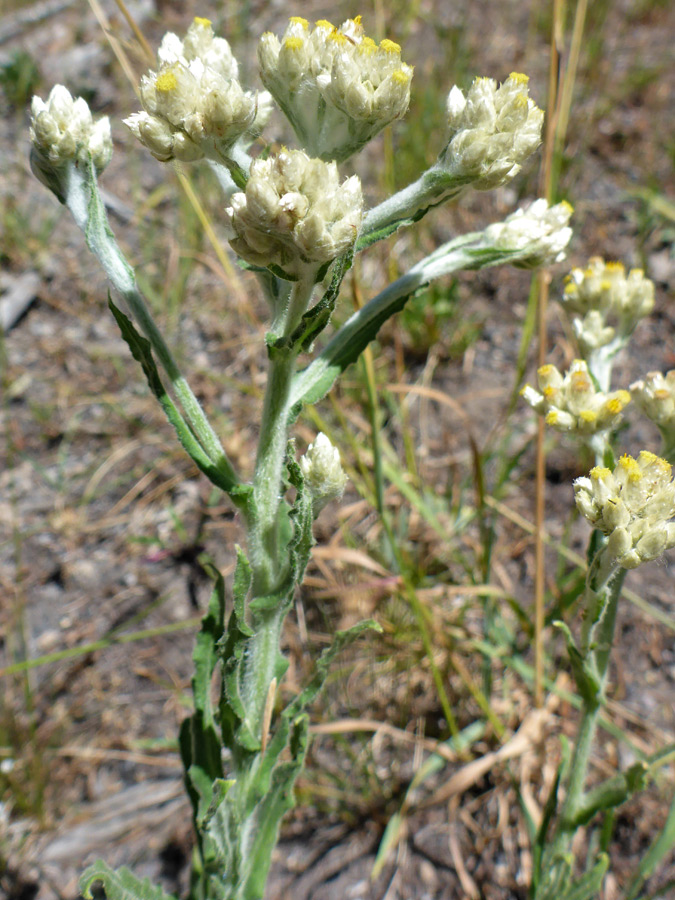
[574,452,675,569]
[630,371,675,458]
[520,359,630,437]
[224,149,363,278]
[439,73,544,190]
[299,433,348,512]
[258,16,413,162]
[483,199,573,268]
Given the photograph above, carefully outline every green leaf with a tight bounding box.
[531,760,562,891]
[290,249,354,352]
[80,861,177,900]
[574,761,648,826]
[108,299,237,494]
[180,569,226,834]
[624,788,675,900]
[562,853,609,900]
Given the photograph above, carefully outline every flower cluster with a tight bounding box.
[125,17,270,162]
[521,359,631,435]
[438,73,544,190]
[561,258,655,357]
[574,452,675,568]
[258,16,413,162]
[30,85,112,172]
[224,149,363,277]
[300,433,348,512]
[483,199,573,268]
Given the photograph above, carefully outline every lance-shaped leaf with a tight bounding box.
[80,861,178,900]
[288,231,559,417]
[179,568,227,828]
[109,300,239,495]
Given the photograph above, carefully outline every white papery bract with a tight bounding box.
[521,359,631,436]
[484,199,573,268]
[439,73,544,190]
[125,16,269,162]
[574,452,675,568]
[224,149,363,278]
[561,258,655,356]
[258,16,413,162]
[300,433,348,512]
[30,85,112,171]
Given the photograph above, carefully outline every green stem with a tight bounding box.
[537,561,626,896]
[359,164,466,248]
[249,276,316,594]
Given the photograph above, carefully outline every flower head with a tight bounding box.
[125,16,269,162]
[258,16,413,162]
[561,257,654,357]
[300,433,348,512]
[224,149,363,278]
[439,73,544,190]
[521,359,631,435]
[30,86,112,169]
[484,199,573,268]
[30,85,112,200]
[574,452,675,568]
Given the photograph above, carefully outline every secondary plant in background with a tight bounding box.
[26,11,672,900]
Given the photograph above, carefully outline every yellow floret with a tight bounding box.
[315,19,334,30]
[600,280,612,292]
[638,450,671,475]
[542,386,556,399]
[289,16,309,27]
[353,15,363,25]
[654,389,670,400]
[580,410,597,423]
[545,410,559,425]
[328,28,348,44]
[560,200,574,215]
[391,68,412,85]
[379,38,401,54]
[605,261,625,273]
[604,398,624,415]
[513,93,529,109]
[283,36,305,51]
[590,466,612,480]
[538,364,556,377]
[193,16,212,27]
[508,72,529,84]
[618,455,643,481]
[155,71,178,93]
[359,36,377,54]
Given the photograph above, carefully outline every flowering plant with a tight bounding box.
[30,12,652,900]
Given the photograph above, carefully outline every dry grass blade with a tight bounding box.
[423,706,554,808]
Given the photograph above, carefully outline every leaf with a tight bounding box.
[574,761,648,826]
[80,861,177,900]
[108,299,237,494]
[624,788,675,900]
[180,569,226,830]
[290,249,354,352]
[562,853,609,900]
